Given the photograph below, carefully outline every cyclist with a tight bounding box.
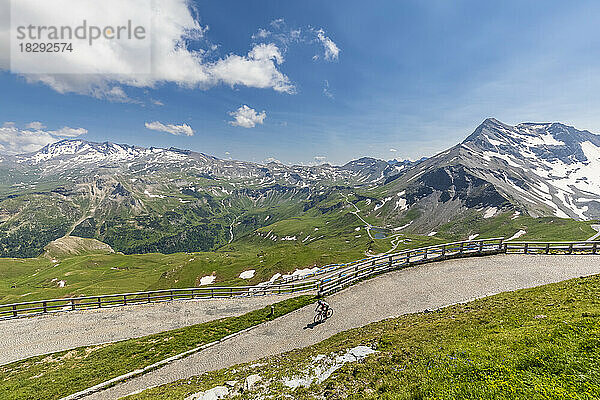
[316,299,330,314]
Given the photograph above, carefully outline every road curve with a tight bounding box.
[85,254,600,400]
[0,294,297,366]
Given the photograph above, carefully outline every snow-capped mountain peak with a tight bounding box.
[459,119,600,219]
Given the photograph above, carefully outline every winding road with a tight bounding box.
[69,253,600,399]
[587,225,600,241]
[0,295,295,366]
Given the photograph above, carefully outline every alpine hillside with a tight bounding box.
[0,118,599,258]
[369,118,600,232]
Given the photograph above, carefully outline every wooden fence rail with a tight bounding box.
[317,239,600,296]
[505,241,600,255]
[2,238,599,320]
[317,237,505,296]
[0,280,318,320]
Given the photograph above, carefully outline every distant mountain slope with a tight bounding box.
[365,118,600,232]
[0,118,598,257]
[6,139,400,187]
[0,140,410,257]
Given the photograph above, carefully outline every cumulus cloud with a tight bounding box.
[314,155,327,162]
[389,148,398,152]
[3,0,295,100]
[0,122,88,154]
[145,121,194,136]
[228,105,267,128]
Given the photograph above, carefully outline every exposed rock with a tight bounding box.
[184,386,229,400]
[244,374,262,391]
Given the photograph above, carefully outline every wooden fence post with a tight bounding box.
[12,304,17,318]
[123,295,127,306]
[593,243,598,255]
[43,301,47,313]
[97,297,101,308]
[71,299,76,311]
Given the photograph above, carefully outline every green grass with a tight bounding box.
[436,212,598,242]
[0,206,399,304]
[127,275,600,400]
[0,211,597,304]
[0,295,316,400]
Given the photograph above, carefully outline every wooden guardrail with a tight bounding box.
[0,280,318,320]
[505,241,600,255]
[317,238,600,296]
[2,238,599,320]
[317,237,505,296]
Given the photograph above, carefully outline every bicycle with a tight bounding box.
[314,306,334,324]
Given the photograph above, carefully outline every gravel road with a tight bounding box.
[0,294,297,365]
[85,254,600,400]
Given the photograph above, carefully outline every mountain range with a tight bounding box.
[0,117,599,257]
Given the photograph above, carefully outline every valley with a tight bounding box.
[0,118,600,304]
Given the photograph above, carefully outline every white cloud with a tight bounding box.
[252,20,340,64]
[389,148,398,152]
[323,80,334,98]
[264,157,282,164]
[50,127,88,137]
[316,29,340,61]
[145,121,194,136]
[210,44,293,94]
[314,155,327,162]
[0,122,88,154]
[270,18,285,29]
[252,28,271,40]
[228,105,267,128]
[25,122,46,130]
[2,0,295,100]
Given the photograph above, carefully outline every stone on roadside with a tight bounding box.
[184,386,229,400]
[244,374,262,391]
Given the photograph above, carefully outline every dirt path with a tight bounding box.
[0,295,297,366]
[587,224,600,241]
[84,254,600,399]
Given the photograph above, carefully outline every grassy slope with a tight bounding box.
[0,211,597,304]
[127,275,600,400]
[0,295,315,400]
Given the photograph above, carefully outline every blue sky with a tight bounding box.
[1,0,600,164]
